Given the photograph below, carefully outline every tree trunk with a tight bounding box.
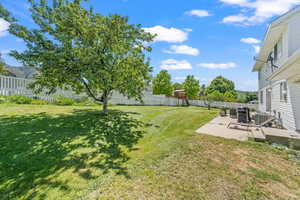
[102,95,108,112]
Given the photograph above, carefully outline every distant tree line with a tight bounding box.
[152,70,200,100]
[152,70,256,103]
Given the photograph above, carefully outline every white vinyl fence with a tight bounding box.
[0,75,84,102]
[110,91,180,106]
[0,75,258,110]
[189,100,258,110]
[110,92,258,110]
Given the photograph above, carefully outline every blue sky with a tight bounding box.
[1,0,300,91]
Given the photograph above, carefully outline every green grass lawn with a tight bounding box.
[0,104,299,200]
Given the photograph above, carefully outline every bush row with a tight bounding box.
[0,95,98,106]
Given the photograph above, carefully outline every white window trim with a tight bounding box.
[280,81,288,103]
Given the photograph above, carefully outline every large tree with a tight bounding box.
[224,90,237,102]
[206,76,237,101]
[183,75,200,100]
[0,0,154,111]
[152,70,173,96]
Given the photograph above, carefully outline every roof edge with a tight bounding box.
[252,5,300,72]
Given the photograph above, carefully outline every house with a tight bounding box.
[252,6,300,132]
[5,66,36,78]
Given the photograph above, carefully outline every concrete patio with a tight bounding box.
[196,116,300,146]
[196,116,251,141]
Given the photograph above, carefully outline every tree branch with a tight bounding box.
[81,79,103,103]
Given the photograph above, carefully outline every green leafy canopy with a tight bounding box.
[152,70,173,96]
[206,76,237,101]
[183,75,200,100]
[206,76,236,94]
[0,0,155,111]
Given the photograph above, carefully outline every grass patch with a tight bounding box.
[242,181,265,200]
[250,168,282,182]
[0,104,299,200]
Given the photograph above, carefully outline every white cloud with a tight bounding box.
[240,37,261,54]
[240,37,261,44]
[220,0,249,5]
[143,26,188,43]
[185,9,211,17]
[184,28,193,32]
[220,0,300,25]
[164,45,200,56]
[0,18,10,37]
[160,59,192,70]
[253,45,261,54]
[222,14,248,24]
[198,62,237,69]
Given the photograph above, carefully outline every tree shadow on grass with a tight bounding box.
[0,109,149,199]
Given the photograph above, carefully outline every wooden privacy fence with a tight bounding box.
[0,75,258,110]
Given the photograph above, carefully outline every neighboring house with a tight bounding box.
[252,6,300,132]
[5,66,36,78]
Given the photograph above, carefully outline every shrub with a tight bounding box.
[31,99,49,105]
[73,96,99,106]
[0,95,7,104]
[75,100,97,106]
[7,95,33,104]
[54,95,75,106]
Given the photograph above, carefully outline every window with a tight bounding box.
[260,90,264,104]
[280,81,288,102]
[271,37,283,65]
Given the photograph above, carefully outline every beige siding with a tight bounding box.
[258,80,298,131]
[258,87,267,112]
[288,12,300,57]
[256,10,300,132]
[259,64,273,89]
[282,30,289,62]
[289,82,300,130]
[271,81,297,131]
